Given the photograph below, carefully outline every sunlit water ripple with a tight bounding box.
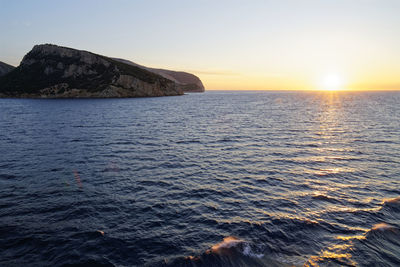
[0,91,399,266]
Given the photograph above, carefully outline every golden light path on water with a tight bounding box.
[292,92,399,266]
[298,92,367,265]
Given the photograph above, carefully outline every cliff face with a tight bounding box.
[0,44,183,98]
[0,62,15,77]
[150,69,205,92]
[113,58,205,92]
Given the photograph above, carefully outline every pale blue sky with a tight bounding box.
[1,0,400,90]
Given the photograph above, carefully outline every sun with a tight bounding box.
[319,73,344,91]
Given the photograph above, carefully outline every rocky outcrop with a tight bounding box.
[0,62,15,77]
[0,44,183,98]
[113,58,205,92]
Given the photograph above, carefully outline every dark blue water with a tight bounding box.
[0,91,399,266]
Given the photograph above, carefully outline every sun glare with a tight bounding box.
[320,74,345,91]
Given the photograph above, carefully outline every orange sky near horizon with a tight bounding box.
[196,72,400,91]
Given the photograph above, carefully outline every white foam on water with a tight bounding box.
[242,243,264,258]
[211,236,244,251]
[211,236,264,258]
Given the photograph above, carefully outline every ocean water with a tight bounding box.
[0,91,399,267]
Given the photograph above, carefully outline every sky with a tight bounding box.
[1,0,400,91]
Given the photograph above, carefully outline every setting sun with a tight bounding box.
[319,74,345,91]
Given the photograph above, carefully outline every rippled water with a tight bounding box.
[0,91,399,266]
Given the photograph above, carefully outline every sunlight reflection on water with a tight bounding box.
[0,91,399,266]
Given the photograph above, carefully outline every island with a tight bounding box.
[0,44,204,98]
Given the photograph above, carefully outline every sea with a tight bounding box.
[0,91,399,266]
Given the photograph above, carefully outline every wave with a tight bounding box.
[382,196,400,211]
[370,222,397,232]
[306,197,400,266]
[157,236,292,267]
[311,194,338,203]
[210,236,263,259]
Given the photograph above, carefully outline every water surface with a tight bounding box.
[0,91,399,266]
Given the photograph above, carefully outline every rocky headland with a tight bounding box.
[113,58,205,92]
[0,44,204,98]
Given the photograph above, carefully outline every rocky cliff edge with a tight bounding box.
[0,44,183,98]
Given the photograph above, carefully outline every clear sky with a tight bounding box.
[1,0,400,90]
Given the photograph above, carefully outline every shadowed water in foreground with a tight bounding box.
[0,91,399,266]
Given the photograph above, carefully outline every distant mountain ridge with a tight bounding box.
[113,58,205,92]
[0,44,205,98]
[0,61,15,77]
